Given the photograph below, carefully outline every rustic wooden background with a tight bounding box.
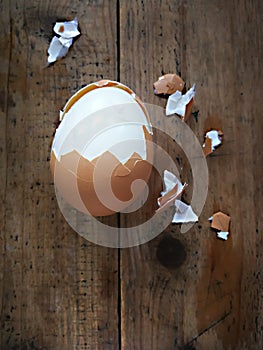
[0,0,262,349]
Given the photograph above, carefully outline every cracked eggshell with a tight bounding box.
[154,73,185,95]
[50,80,153,216]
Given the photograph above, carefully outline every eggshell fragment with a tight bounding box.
[48,36,71,64]
[156,170,187,213]
[172,200,198,223]
[202,136,213,157]
[53,18,80,38]
[210,211,230,232]
[47,18,80,64]
[154,73,185,95]
[217,231,229,240]
[166,84,195,121]
[50,80,153,216]
[203,129,223,156]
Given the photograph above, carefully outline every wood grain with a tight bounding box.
[0,1,119,349]
[0,0,262,349]
[119,1,262,349]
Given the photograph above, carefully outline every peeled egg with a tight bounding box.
[50,80,153,216]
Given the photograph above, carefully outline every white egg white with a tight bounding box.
[52,85,152,164]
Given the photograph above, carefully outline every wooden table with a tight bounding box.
[0,1,262,349]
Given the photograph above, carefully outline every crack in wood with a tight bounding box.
[185,310,232,347]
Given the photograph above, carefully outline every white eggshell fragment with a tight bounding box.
[48,36,71,63]
[53,18,80,38]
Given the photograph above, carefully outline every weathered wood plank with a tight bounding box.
[0,1,119,349]
[0,0,12,346]
[120,1,262,349]
[1,0,262,349]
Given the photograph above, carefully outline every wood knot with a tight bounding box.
[156,235,186,269]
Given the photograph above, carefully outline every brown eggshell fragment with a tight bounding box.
[156,183,187,214]
[211,211,230,232]
[183,98,194,122]
[154,73,185,95]
[203,137,213,157]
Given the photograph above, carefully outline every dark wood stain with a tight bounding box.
[156,235,187,269]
